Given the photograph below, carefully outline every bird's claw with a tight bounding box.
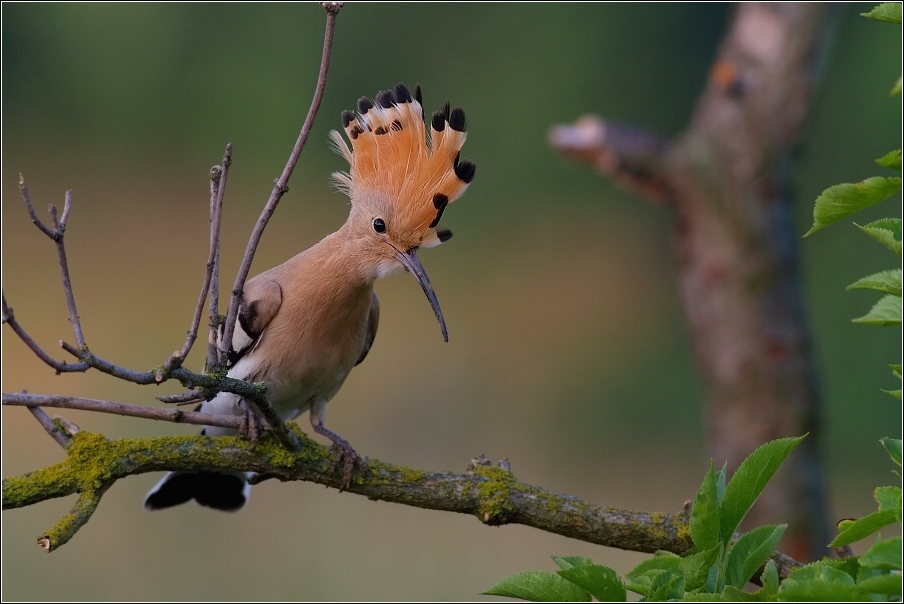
[329,438,366,491]
[238,400,264,448]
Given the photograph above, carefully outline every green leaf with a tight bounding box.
[855,572,903,596]
[876,149,902,171]
[777,562,864,602]
[725,525,787,588]
[647,571,685,602]
[483,571,592,602]
[856,218,903,257]
[852,294,902,326]
[680,545,723,592]
[558,564,627,602]
[721,586,771,602]
[847,268,902,296]
[891,364,903,379]
[883,388,903,400]
[880,437,902,466]
[760,560,779,596]
[551,556,594,571]
[874,485,901,511]
[891,76,902,97]
[691,461,722,550]
[624,555,683,582]
[861,2,902,23]
[860,537,902,571]
[805,177,902,236]
[830,509,898,547]
[720,437,805,544]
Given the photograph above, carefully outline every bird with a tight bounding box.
[144,83,476,512]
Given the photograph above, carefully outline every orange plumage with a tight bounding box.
[330,83,476,249]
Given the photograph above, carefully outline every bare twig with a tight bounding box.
[156,390,207,405]
[166,144,233,375]
[2,293,89,373]
[3,392,243,431]
[220,3,341,364]
[26,405,72,449]
[206,160,226,371]
[18,180,87,348]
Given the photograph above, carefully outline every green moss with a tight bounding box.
[471,465,520,525]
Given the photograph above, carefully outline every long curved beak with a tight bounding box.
[394,247,448,342]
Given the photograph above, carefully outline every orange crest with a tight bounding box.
[330,84,476,238]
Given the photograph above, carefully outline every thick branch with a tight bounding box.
[550,3,837,562]
[0,428,800,579]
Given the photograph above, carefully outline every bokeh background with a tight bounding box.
[2,3,900,601]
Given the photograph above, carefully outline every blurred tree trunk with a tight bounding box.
[551,3,837,561]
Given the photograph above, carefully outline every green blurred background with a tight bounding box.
[2,3,900,600]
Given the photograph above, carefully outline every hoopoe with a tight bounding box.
[144,83,476,511]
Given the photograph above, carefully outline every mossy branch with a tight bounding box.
[0,428,801,580]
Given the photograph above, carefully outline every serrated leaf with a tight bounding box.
[777,562,863,602]
[861,2,902,23]
[551,555,594,571]
[720,437,805,544]
[876,149,902,171]
[680,545,723,592]
[860,537,902,571]
[874,485,901,511]
[681,594,727,602]
[558,564,627,602]
[725,525,787,588]
[855,572,903,595]
[830,509,898,546]
[892,76,902,97]
[691,461,722,550]
[852,294,902,326]
[483,571,592,602]
[847,268,902,296]
[805,177,902,236]
[856,218,903,256]
[880,437,902,466]
[883,388,903,400]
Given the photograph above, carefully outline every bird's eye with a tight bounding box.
[372,218,386,234]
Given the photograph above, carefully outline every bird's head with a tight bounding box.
[331,83,476,341]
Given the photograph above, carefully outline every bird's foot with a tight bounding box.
[313,424,366,490]
[238,400,265,448]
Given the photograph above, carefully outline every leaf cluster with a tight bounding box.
[484,438,807,601]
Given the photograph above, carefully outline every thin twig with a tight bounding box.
[18,179,87,347]
[3,392,242,431]
[156,390,207,405]
[26,406,72,449]
[18,174,56,238]
[206,160,226,371]
[2,293,89,373]
[220,3,341,364]
[167,144,233,374]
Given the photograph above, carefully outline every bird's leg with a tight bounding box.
[310,410,365,490]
